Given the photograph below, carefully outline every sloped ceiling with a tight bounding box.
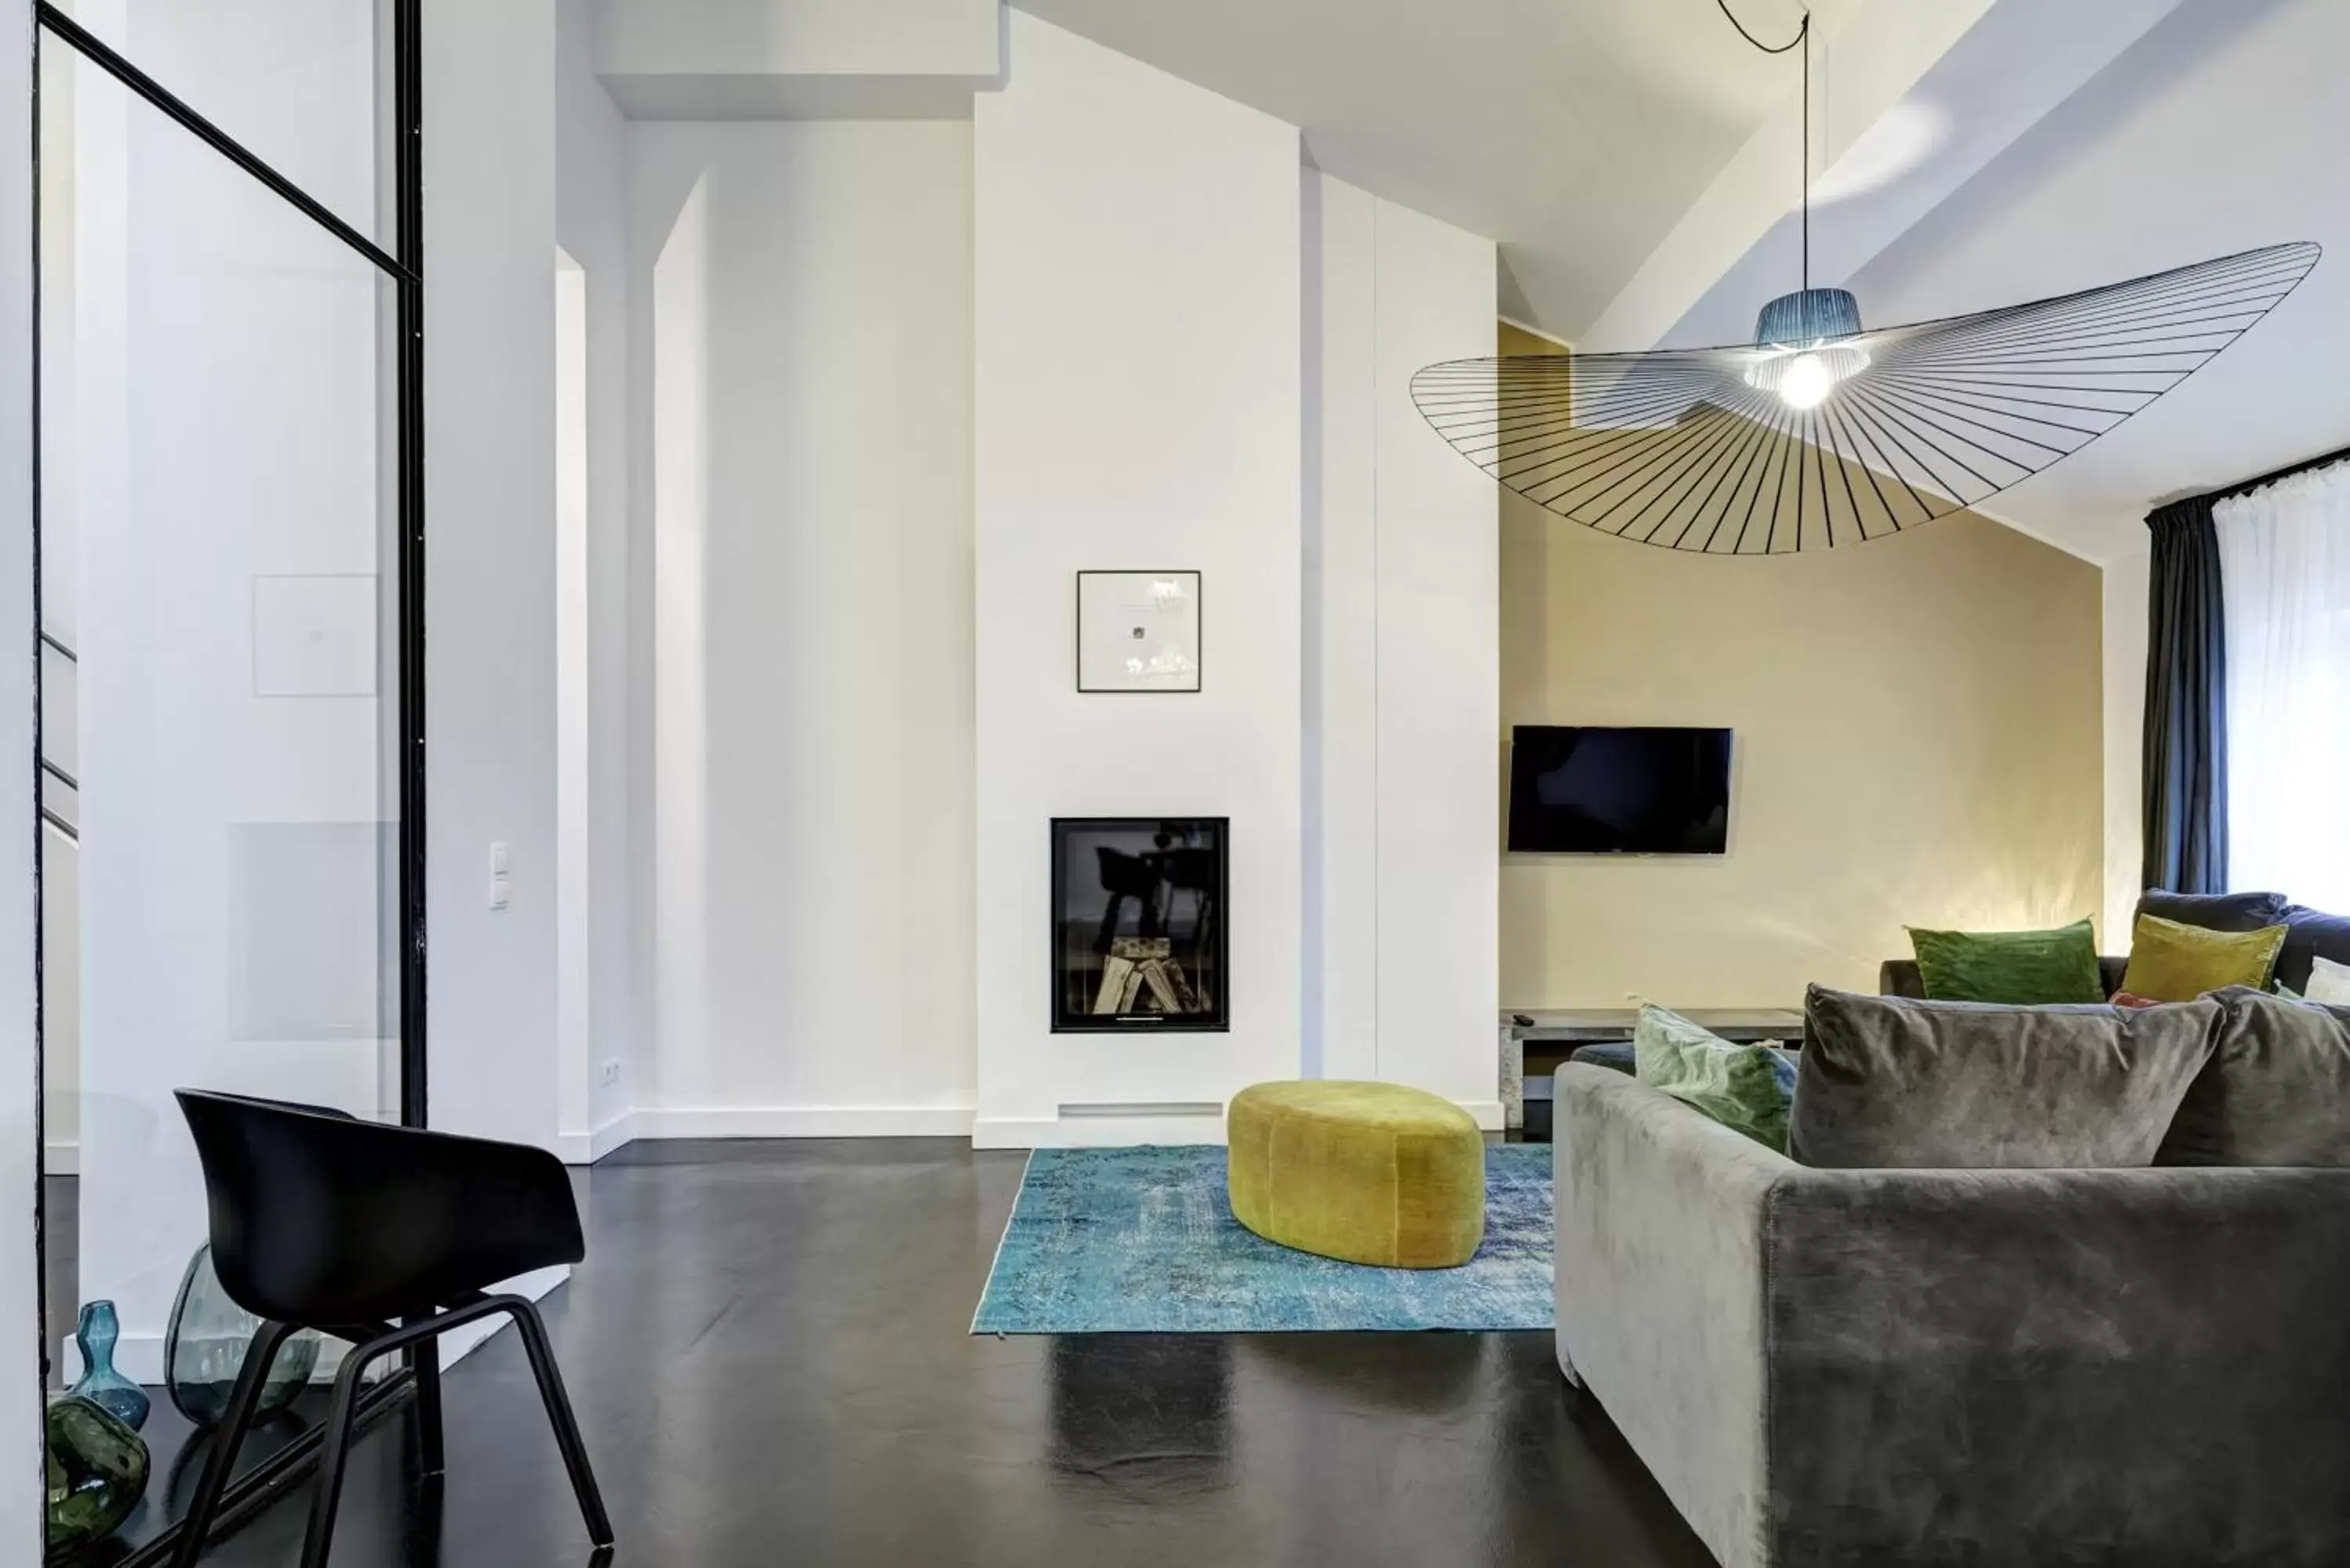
[1847,0,2350,561]
[1010,0,1856,341]
[1015,0,2348,559]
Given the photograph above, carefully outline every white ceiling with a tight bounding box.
[1018,0,2350,561]
[1010,0,1859,341]
[1847,0,2350,561]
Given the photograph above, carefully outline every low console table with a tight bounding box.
[1499,1007,1806,1131]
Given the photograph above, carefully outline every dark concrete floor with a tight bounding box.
[197,1138,1714,1568]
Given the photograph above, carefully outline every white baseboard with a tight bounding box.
[630,1104,976,1140]
[554,1110,640,1165]
[1459,1099,1506,1133]
[972,1111,1227,1149]
[76,1266,573,1387]
[45,1140,77,1176]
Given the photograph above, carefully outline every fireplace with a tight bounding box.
[1050,818,1228,1032]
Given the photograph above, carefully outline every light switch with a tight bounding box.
[490,840,510,910]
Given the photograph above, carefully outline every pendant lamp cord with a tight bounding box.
[1714,1,1813,292]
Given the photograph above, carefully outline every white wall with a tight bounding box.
[1303,174,1499,1118]
[631,120,978,1138]
[595,0,996,78]
[558,0,636,1159]
[972,13,1303,1147]
[410,0,575,1363]
[3,0,43,1545]
[427,0,563,1157]
[591,0,1000,119]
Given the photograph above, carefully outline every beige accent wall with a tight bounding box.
[1497,323,2104,1010]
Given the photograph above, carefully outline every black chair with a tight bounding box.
[169,1090,614,1568]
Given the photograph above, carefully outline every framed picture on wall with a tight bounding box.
[1076,570,1202,693]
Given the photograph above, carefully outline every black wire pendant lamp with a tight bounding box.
[1412,3,2319,555]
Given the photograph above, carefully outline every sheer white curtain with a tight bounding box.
[2217,460,2350,909]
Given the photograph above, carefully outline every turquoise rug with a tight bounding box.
[971,1144,1553,1334]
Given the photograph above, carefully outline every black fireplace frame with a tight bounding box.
[1049,817,1230,1034]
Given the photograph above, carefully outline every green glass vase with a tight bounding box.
[45,1394,149,1556]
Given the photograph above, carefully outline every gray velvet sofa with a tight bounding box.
[1552,1062,2350,1567]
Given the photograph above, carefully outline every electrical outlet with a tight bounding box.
[598,1059,621,1088]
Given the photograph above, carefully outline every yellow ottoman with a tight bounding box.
[1226,1081,1485,1268]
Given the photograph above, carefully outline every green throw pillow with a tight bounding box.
[1907,918,2104,1004]
[1632,1003,1791,1154]
[2120,912,2288,1003]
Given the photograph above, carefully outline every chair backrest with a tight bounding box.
[175,1090,584,1327]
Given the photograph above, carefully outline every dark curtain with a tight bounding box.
[2141,497,2228,894]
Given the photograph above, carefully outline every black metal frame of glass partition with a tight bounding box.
[27,2,432,1559]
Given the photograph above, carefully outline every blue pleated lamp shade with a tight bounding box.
[1754,287,1864,349]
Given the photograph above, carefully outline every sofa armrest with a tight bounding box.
[1763,1165,2350,1566]
[1555,1064,1792,1568]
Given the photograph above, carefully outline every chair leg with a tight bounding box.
[408,1328,445,1475]
[168,1319,298,1568]
[298,1331,392,1568]
[502,1299,615,1546]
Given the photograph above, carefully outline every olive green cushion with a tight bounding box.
[2120,912,2289,1003]
[1907,917,2105,1004]
[1226,1081,1484,1268]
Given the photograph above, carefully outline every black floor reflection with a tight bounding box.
[1235,1329,1488,1414]
[186,1140,1718,1568]
[1048,1334,1231,1497]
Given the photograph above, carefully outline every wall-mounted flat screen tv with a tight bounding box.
[1506,725,1732,854]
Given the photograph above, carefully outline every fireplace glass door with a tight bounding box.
[1050,818,1228,1032]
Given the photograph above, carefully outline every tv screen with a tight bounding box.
[1506,726,1732,854]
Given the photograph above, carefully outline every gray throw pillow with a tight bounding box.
[1791,985,2222,1169]
[2136,887,2290,933]
[2157,987,2350,1166]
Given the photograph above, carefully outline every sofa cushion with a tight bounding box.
[2158,988,2350,1166]
[2310,956,2350,1006]
[2120,912,2287,1001]
[2135,887,2290,932]
[1791,986,2221,1169]
[2276,904,2350,994]
[1632,1005,1795,1154]
[1904,918,2105,1005]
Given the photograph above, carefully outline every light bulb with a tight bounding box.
[1777,352,1835,410]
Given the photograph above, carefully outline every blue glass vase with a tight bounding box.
[67,1301,149,1434]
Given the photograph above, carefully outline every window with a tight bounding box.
[2218,460,2350,909]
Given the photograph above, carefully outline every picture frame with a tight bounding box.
[1076,569,1202,693]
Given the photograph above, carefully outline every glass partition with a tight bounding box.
[39,0,392,245]
[34,3,418,1558]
